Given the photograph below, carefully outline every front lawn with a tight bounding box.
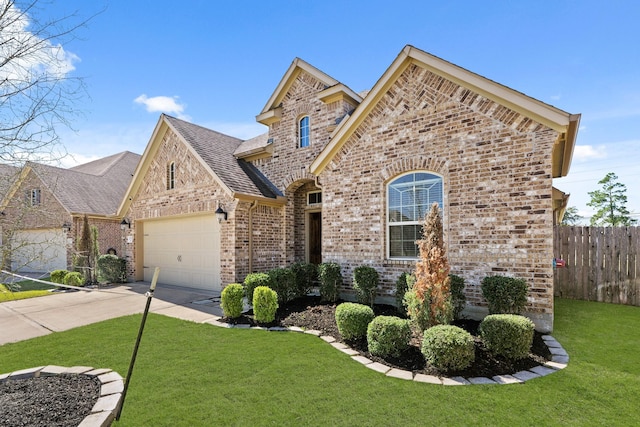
[0,284,52,302]
[0,298,637,426]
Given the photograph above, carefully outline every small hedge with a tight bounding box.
[479,314,535,360]
[268,267,296,304]
[63,271,84,287]
[367,316,411,358]
[97,254,126,283]
[395,272,411,316]
[335,302,374,341]
[421,325,475,371]
[243,273,271,304]
[449,274,466,320]
[481,275,528,314]
[291,262,317,298]
[353,265,379,307]
[253,286,278,324]
[318,262,341,303]
[221,283,244,319]
[50,269,70,284]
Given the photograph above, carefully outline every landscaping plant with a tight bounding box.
[62,271,84,287]
[421,324,475,371]
[50,269,69,284]
[243,272,271,304]
[479,314,534,360]
[221,283,245,319]
[268,267,296,304]
[404,203,452,331]
[366,316,411,358]
[252,286,278,323]
[97,255,126,283]
[449,274,466,320]
[353,265,379,307]
[481,275,528,314]
[335,302,374,341]
[395,272,411,316]
[318,262,341,302]
[291,262,317,298]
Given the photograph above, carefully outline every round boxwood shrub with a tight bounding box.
[291,262,317,298]
[479,314,535,360]
[243,273,271,304]
[353,265,379,306]
[421,325,475,371]
[63,271,84,287]
[481,275,528,314]
[221,283,244,319]
[50,269,70,284]
[367,316,411,358]
[268,267,296,304]
[335,302,374,341]
[252,286,278,324]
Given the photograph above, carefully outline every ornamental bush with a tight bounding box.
[291,262,317,298]
[50,269,69,284]
[479,314,535,360]
[221,283,244,319]
[318,262,341,303]
[243,273,271,304]
[367,316,411,358]
[481,276,529,314]
[268,267,296,304]
[97,254,126,283]
[395,272,411,316]
[421,325,475,371]
[335,302,374,341]
[449,274,466,320]
[63,271,84,287]
[252,286,278,324]
[353,265,379,307]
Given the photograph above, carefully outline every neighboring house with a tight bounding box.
[0,151,140,273]
[119,45,579,331]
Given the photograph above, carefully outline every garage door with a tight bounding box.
[11,229,67,273]
[143,215,221,291]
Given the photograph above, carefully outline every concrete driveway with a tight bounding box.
[0,282,223,346]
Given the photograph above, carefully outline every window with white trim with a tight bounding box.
[387,172,443,258]
[166,161,175,190]
[27,188,41,206]
[298,116,310,148]
[307,191,322,205]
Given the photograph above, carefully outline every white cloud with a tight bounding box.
[134,94,190,120]
[550,94,561,101]
[573,145,607,161]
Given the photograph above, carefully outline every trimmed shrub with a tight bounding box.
[63,271,84,287]
[252,286,278,324]
[481,276,529,314]
[318,262,341,303]
[335,302,374,341]
[403,289,430,332]
[480,314,535,360]
[421,325,475,371]
[50,269,69,284]
[367,316,411,358]
[395,272,411,316]
[449,274,466,320]
[291,262,317,298]
[97,255,126,283]
[268,267,296,304]
[221,283,244,319]
[353,265,379,307]
[243,273,271,304]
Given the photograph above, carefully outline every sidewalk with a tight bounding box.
[0,282,223,346]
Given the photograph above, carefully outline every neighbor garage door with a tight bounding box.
[143,215,221,291]
[11,228,67,273]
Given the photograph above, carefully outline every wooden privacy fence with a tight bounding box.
[554,226,640,306]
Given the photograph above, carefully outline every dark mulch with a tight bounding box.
[0,374,100,427]
[222,295,552,378]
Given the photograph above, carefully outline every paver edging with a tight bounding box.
[0,365,123,427]
[205,317,570,386]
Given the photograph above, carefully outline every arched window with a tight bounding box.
[166,161,175,190]
[298,116,310,148]
[387,172,443,258]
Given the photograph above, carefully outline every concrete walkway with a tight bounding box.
[0,282,223,346]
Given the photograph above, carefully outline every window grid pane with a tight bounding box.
[299,116,310,148]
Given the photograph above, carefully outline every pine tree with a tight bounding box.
[587,173,637,226]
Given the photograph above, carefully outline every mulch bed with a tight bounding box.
[222,295,552,378]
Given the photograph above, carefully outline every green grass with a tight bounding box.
[0,299,638,426]
[0,284,51,302]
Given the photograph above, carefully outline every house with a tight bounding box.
[0,151,140,273]
[119,45,579,332]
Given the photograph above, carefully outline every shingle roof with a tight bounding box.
[233,132,269,157]
[29,151,140,215]
[0,164,20,198]
[164,116,280,198]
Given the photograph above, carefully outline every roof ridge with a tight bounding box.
[164,114,244,142]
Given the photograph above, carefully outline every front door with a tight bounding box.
[308,211,322,265]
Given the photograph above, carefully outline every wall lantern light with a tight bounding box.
[62,222,72,233]
[120,218,131,230]
[215,204,227,223]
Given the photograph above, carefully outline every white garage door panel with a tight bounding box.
[11,229,67,273]
[143,215,221,291]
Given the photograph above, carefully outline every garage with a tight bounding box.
[11,229,68,273]
[142,215,221,291]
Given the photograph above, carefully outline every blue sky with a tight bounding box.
[28,0,640,221]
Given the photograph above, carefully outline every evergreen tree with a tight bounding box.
[587,173,637,226]
[561,206,583,225]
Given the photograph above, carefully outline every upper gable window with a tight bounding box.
[166,162,175,190]
[26,188,41,206]
[387,172,443,258]
[298,116,310,148]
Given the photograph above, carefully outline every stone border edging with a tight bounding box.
[202,317,569,385]
[0,365,123,426]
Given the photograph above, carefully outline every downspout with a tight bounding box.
[248,200,258,273]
